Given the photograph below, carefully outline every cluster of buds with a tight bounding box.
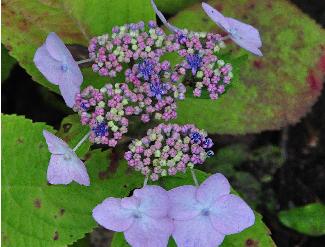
[74,83,131,147]
[168,31,234,100]
[125,57,186,122]
[88,21,168,77]
[124,124,214,181]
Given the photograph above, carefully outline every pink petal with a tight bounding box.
[47,152,90,186]
[45,32,71,62]
[172,215,225,247]
[168,185,201,220]
[47,155,73,185]
[46,33,83,87]
[70,156,90,186]
[230,36,263,56]
[33,45,62,85]
[202,2,230,31]
[124,216,173,247]
[43,130,68,155]
[210,194,255,235]
[227,18,262,48]
[121,196,140,210]
[151,0,180,33]
[133,185,170,218]
[59,79,80,108]
[196,173,230,206]
[92,198,134,232]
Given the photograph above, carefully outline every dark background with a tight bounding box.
[2,1,325,246]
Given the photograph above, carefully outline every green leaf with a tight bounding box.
[2,0,155,93]
[171,0,325,134]
[56,114,91,157]
[1,115,143,247]
[1,44,16,82]
[155,0,200,15]
[111,169,275,247]
[278,203,325,236]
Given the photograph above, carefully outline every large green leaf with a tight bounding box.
[1,0,155,92]
[1,44,16,82]
[111,169,275,247]
[1,115,143,247]
[278,203,325,236]
[171,0,325,134]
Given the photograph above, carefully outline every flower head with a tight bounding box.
[202,2,263,56]
[93,185,173,247]
[125,124,214,181]
[43,130,90,186]
[168,173,255,247]
[74,83,131,147]
[34,32,83,107]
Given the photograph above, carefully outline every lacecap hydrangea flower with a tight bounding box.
[33,32,83,107]
[151,1,234,100]
[124,124,214,181]
[169,173,255,247]
[202,2,263,56]
[88,21,169,78]
[170,31,233,100]
[43,130,90,186]
[74,83,131,147]
[93,185,173,247]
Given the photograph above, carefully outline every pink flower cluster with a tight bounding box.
[74,83,130,147]
[88,21,233,101]
[125,57,186,122]
[88,21,167,77]
[124,124,214,181]
[170,31,234,100]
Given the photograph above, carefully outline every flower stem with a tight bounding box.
[77,58,93,65]
[220,35,231,41]
[143,175,149,187]
[73,131,91,152]
[190,168,199,186]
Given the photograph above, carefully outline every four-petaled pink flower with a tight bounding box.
[43,130,90,186]
[168,173,255,247]
[202,2,263,56]
[93,185,173,247]
[34,32,83,107]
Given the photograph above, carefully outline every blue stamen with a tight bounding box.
[203,138,213,149]
[186,54,202,75]
[150,82,166,100]
[92,122,108,137]
[177,33,187,44]
[206,150,214,157]
[190,132,202,143]
[138,59,155,81]
[80,103,88,110]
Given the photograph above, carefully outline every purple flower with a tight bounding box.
[92,122,108,137]
[138,59,155,80]
[93,185,173,247]
[33,33,83,107]
[43,130,90,186]
[150,82,167,100]
[202,2,263,56]
[150,0,180,33]
[168,173,255,247]
[186,54,202,75]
